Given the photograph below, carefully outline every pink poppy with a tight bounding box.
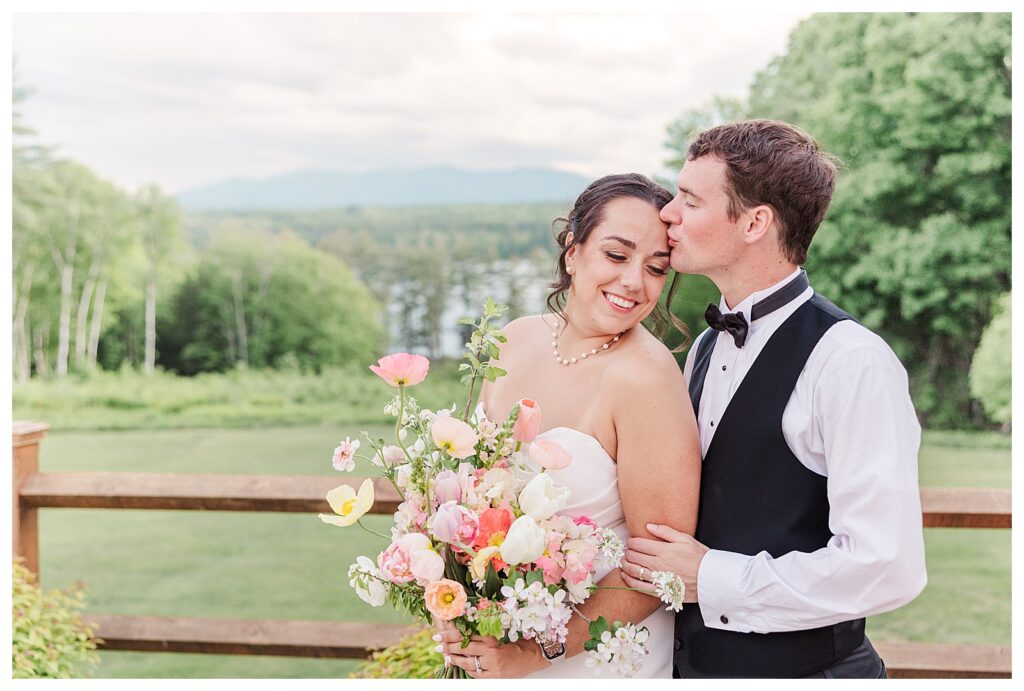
[369,353,430,387]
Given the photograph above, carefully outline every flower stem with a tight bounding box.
[356,519,391,541]
[396,384,414,464]
[592,585,653,595]
[462,373,478,422]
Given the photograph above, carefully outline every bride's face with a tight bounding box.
[565,196,671,336]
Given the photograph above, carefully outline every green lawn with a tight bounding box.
[31,425,1010,678]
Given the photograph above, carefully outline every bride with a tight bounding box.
[437,173,702,678]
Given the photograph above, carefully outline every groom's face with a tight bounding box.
[660,156,746,277]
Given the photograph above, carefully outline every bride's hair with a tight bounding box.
[546,173,690,352]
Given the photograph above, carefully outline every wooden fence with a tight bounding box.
[12,421,1012,678]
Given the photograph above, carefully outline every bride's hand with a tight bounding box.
[435,625,548,678]
[620,522,707,603]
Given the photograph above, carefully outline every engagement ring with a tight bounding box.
[474,656,482,674]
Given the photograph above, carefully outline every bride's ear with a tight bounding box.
[564,232,577,274]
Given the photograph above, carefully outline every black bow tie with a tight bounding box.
[704,269,810,348]
[705,305,749,347]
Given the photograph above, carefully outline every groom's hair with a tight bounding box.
[689,119,838,265]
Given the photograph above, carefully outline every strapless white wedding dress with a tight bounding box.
[476,404,674,678]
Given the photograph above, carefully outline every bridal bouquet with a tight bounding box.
[320,300,682,678]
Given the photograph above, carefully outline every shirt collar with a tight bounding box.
[718,266,805,319]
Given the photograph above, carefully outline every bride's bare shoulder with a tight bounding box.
[499,315,554,351]
[605,328,685,392]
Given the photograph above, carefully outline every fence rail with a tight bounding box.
[12,421,1012,678]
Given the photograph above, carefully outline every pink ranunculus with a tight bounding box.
[536,533,567,585]
[430,501,480,545]
[379,530,442,585]
[410,549,445,585]
[562,539,598,584]
[424,579,468,621]
[431,416,479,459]
[369,353,430,387]
[377,541,415,584]
[511,399,542,443]
[529,439,572,470]
[574,515,598,529]
[432,470,461,505]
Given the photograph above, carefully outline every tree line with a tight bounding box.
[12,75,384,379]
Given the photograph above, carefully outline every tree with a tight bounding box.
[38,162,122,377]
[12,66,55,381]
[664,13,1011,427]
[134,185,184,374]
[969,292,1011,429]
[158,230,385,375]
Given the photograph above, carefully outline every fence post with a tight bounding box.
[13,421,48,576]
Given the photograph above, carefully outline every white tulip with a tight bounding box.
[500,515,548,565]
[517,472,570,521]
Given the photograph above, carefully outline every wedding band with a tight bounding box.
[639,566,646,581]
[474,656,482,673]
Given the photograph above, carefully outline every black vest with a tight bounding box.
[674,293,865,678]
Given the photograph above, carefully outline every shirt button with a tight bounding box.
[710,421,714,427]
[720,615,729,625]
[721,365,727,371]
[674,637,682,651]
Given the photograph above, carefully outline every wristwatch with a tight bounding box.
[538,638,566,662]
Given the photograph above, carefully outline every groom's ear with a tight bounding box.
[741,205,776,246]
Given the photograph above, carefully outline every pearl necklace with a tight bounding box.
[551,328,623,366]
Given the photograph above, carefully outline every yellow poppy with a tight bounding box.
[319,478,375,527]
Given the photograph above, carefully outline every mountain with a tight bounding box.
[175,166,593,210]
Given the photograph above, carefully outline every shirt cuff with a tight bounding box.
[696,549,764,633]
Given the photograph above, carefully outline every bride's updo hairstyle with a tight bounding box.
[547,173,689,350]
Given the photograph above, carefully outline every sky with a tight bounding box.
[12,11,808,194]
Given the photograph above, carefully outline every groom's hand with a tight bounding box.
[620,523,708,604]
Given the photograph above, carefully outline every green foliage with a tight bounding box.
[664,13,1011,427]
[12,361,468,431]
[457,298,509,418]
[349,627,443,679]
[663,95,745,172]
[970,292,1011,427]
[12,559,99,679]
[158,229,385,375]
[665,273,721,359]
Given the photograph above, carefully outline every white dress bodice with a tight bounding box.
[476,404,674,678]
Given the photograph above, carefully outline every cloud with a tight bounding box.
[12,12,807,192]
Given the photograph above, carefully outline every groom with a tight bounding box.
[621,120,927,678]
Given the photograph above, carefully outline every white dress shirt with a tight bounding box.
[683,267,928,633]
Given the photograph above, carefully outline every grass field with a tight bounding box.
[31,424,1011,678]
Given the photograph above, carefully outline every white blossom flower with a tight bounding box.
[499,578,572,645]
[652,571,686,612]
[585,623,650,677]
[593,528,625,570]
[348,556,388,607]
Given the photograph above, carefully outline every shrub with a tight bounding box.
[349,627,442,679]
[12,559,99,678]
[970,292,1011,428]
